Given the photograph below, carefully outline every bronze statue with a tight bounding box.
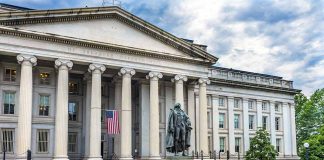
[166,103,192,156]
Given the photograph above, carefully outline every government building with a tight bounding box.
[0,3,299,160]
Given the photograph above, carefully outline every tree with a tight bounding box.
[299,126,324,160]
[246,128,277,160]
[295,89,324,157]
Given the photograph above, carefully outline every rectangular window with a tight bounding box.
[219,113,225,129]
[68,82,79,95]
[234,114,240,129]
[68,102,78,121]
[3,92,15,114]
[262,116,268,130]
[68,132,77,153]
[3,68,16,82]
[235,138,241,153]
[234,99,240,108]
[276,139,281,153]
[207,95,212,106]
[249,115,254,130]
[208,136,212,152]
[207,111,212,129]
[1,129,14,153]
[219,137,225,152]
[39,72,50,85]
[219,97,224,107]
[248,100,253,109]
[262,102,267,111]
[101,109,105,122]
[275,103,280,112]
[37,129,49,153]
[275,117,280,131]
[39,95,50,116]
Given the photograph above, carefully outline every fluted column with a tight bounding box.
[198,78,210,155]
[290,104,297,156]
[53,59,73,160]
[227,97,235,154]
[88,64,106,160]
[84,73,92,159]
[118,68,136,159]
[256,100,263,128]
[242,98,249,153]
[171,75,187,110]
[270,101,276,147]
[146,72,163,159]
[283,103,292,156]
[16,55,37,159]
[212,95,219,153]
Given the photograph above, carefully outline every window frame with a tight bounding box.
[68,132,78,153]
[39,72,51,85]
[219,113,225,129]
[235,137,241,153]
[36,129,49,153]
[219,97,224,107]
[39,94,50,116]
[234,98,240,108]
[68,102,78,121]
[275,117,280,131]
[248,100,253,110]
[262,116,268,130]
[3,91,15,115]
[1,128,15,153]
[234,114,240,129]
[3,68,16,82]
[219,137,225,152]
[248,115,254,130]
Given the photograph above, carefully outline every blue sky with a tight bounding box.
[2,0,323,96]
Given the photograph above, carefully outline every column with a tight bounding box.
[270,101,276,147]
[139,81,150,157]
[171,75,187,109]
[118,68,136,159]
[242,98,249,153]
[88,64,106,160]
[113,77,122,156]
[16,55,37,159]
[146,72,163,158]
[53,59,73,160]
[227,97,235,154]
[290,103,297,156]
[256,100,263,128]
[282,103,292,156]
[198,78,210,155]
[212,95,219,153]
[187,85,196,153]
[84,73,92,159]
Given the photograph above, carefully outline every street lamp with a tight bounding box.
[304,142,309,160]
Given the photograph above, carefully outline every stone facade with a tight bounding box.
[0,5,299,160]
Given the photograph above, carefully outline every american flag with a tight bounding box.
[105,110,120,134]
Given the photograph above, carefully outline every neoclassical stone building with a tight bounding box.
[0,4,299,160]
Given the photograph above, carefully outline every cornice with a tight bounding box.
[0,6,218,64]
[0,26,211,65]
[210,78,301,95]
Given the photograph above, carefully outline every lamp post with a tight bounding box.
[304,142,309,160]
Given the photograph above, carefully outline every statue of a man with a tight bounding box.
[166,103,192,156]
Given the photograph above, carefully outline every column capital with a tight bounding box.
[171,74,187,82]
[198,78,210,85]
[55,59,73,70]
[118,68,136,77]
[88,63,106,73]
[146,71,163,81]
[17,54,37,66]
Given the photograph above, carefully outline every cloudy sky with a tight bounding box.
[2,0,323,96]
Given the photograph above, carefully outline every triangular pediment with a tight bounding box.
[0,6,218,64]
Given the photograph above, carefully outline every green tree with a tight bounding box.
[295,89,324,157]
[299,126,324,160]
[246,128,277,160]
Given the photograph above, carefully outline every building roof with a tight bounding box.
[0,3,33,11]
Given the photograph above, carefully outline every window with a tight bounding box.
[207,111,212,129]
[219,97,224,107]
[262,116,268,130]
[219,137,225,152]
[234,114,240,129]
[3,68,16,82]
[39,95,50,116]
[219,113,225,129]
[68,102,78,121]
[208,136,212,152]
[235,138,241,153]
[101,109,105,122]
[37,129,49,153]
[39,72,50,85]
[1,129,14,153]
[262,102,267,111]
[275,117,280,131]
[249,115,254,130]
[68,82,79,95]
[3,92,15,114]
[68,132,77,153]
[248,100,253,109]
[275,103,280,112]
[207,95,212,106]
[234,99,240,108]
[276,139,281,153]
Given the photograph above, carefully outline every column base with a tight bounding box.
[53,155,69,160]
[85,157,103,160]
[119,157,133,160]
